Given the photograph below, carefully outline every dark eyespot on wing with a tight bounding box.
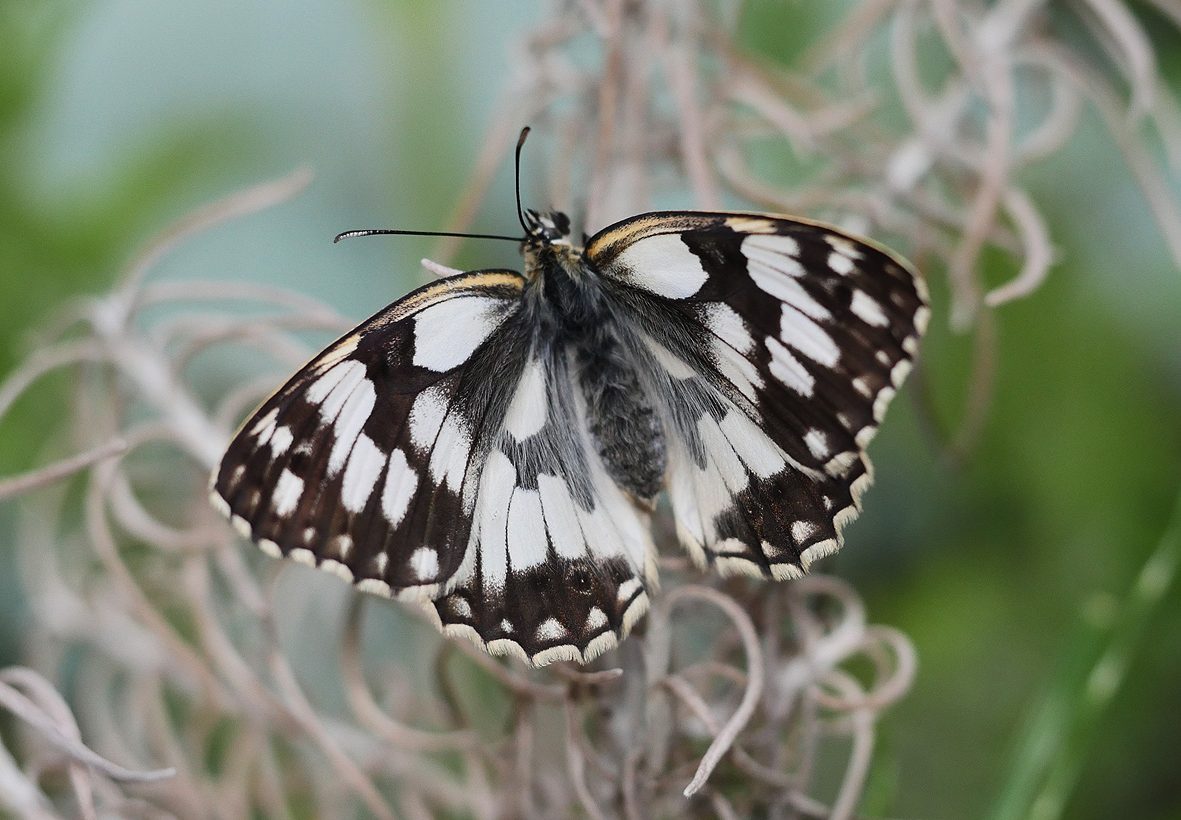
[431,554,650,666]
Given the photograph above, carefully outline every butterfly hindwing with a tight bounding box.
[586,211,929,578]
[430,317,656,665]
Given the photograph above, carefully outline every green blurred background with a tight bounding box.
[1,2,1178,817]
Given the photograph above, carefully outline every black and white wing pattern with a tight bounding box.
[214,206,926,667]
[212,270,528,599]
[212,271,653,665]
[585,212,929,580]
[427,341,655,666]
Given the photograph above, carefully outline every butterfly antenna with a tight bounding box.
[334,228,522,243]
[336,128,535,245]
[515,126,531,234]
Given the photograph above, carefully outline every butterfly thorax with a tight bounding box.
[524,232,667,504]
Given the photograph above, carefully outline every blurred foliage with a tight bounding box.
[1,1,1179,818]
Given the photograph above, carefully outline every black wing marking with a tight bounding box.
[586,211,928,578]
[211,270,528,600]
[428,332,656,666]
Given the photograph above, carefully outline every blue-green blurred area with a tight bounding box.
[1,3,1179,818]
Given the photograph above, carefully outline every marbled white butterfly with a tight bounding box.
[211,143,928,667]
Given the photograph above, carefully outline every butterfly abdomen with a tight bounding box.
[532,244,669,503]
[575,331,666,502]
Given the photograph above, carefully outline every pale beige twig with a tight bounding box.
[340,601,478,753]
[0,438,127,500]
[0,670,176,784]
[666,585,765,798]
[266,647,396,820]
[985,186,1055,306]
[564,701,609,820]
[120,167,314,294]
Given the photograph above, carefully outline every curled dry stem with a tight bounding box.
[663,585,765,798]
[0,438,127,500]
[119,166,314,295]
[0,669,176,784]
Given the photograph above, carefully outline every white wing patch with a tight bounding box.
[427,414,471,493]
[381,449,418,525]
[305,360,360,405]
[804,428,830,459]
[717,410,785,478]
[577,455,653,571]
[272,469,304,516]
[409,387,448,449]
[765,336,815,397]
[474,449,515,589]
[827,251,856,275]
[778,307,840,367]
[748,256,832,321]
[341,433,385,512]
[410,546,439,580]
[412,296,508,372]
[644,336,697,380]
[269,425,294,456]
[327,379,377,475]
[850,290,889,326]
[742,233,805,277]
[504,358,548,439]
[615,234,708,298]
[506,489,547,569]
[537,473,587,559]
[702,303,755,354]
[711,336,763,403]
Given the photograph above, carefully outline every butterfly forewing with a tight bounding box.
[586,211,929,579]
[212,270,527,599]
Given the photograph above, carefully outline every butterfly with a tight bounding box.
[211,194,927,667]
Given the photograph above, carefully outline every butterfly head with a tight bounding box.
[522,208,573,247]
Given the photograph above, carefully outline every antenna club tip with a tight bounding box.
[514,126,532,233]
